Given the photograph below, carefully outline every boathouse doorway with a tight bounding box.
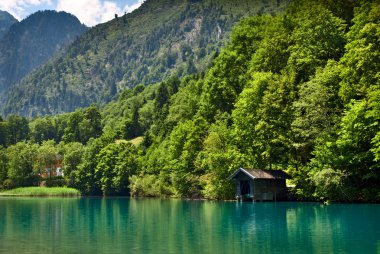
[240,180,251,196]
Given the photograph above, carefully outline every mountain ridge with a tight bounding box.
[1,0,288,117]
[0,10,17,40]
[0,10,87,95]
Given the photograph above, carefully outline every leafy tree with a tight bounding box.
[164,116,207,196]
[7,115,29,145]
[233,72,294,169]
[34,140,60,179]
[166,78,202,126]
[249,15,291,74]
[232,72,273,166]
[339,1,380,102]
[29,116,56,143]
[286,3,346,83]
[62,111,82,143]
[124,104,142,139]
[52,113,70,143]
[83,105,103,138]
[291,61,343,165]
[70,138,102,195]
[199,15,273,119]
[95,142,138,195]
[0,120,8,147]
[7,141,38,187]
[309,99,379,201]
[63,106,102,144]
[196,117,243,199]
[0,146,8,189]
[62,142,84,184]
[70,132,115,195]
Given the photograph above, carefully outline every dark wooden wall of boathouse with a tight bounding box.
[229,168,289,201]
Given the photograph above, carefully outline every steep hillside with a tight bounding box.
[0,11,17,40]
[0,0,377,201]
[0,10,87,93]
[1,0,288,117]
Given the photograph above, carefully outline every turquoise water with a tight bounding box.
[0,198,379,254]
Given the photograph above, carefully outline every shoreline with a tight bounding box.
[0,187,81,197]
[0,194,379,204]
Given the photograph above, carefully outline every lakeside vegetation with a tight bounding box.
[0,0,378,202]
[0,187,80,196]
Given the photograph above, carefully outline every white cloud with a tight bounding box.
[0,0,145,26]
[123,0,144,13]
[56,0,145,27]
[23,0,52,5]
[100,1,120,23]
[0,0,52,20]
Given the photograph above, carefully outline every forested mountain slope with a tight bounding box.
[0,0,378,202]
[1,0,288,117]
[0,11,87,93]
[0,11,17,40]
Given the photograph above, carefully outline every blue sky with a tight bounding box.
[0,0,145,26]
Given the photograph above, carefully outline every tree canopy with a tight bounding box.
[0,0,379,201]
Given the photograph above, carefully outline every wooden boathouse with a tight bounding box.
[228,168,290,201]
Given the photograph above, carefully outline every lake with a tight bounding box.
[0,198,379,253]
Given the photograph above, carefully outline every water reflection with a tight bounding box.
[0,198,379,253]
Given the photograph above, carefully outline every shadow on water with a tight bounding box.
[0,198,379,254]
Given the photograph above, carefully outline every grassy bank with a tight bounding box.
[0,187,81,197]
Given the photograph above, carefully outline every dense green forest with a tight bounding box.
[0,0,287,117]
[0,0,379,202]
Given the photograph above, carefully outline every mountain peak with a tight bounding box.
[0,10,87,93]
[0,10,18,40]
[1,0,288,117]
[25,10,84,26]
[0,10,17,22]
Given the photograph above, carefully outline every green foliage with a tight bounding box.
[0,0,288,117]
[129,173,172,197]
[249,15,291,73]
[29,117,56,143]
[286,3,346,82]
[200,15,273,118]
[166,77,202,126]
[34,140,60,178]
[62,106,102,144]
[7,115,29,145]
[232,72,282,167]
[69,137,106,195]
[6,141,39,187]
[0,0,379,201]
[0,187,80,196]
[291,61,343,164]
[196,117,241,199]
[0,119,8,147]
[310,168,351,201]
[0,146,8,189]
[339,1,380,102]
[95,142,138,195]
[62,142,84,184]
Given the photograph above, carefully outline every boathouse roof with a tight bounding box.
[228,168,290,180]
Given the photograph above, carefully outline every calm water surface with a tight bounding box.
[0,198,379,254]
